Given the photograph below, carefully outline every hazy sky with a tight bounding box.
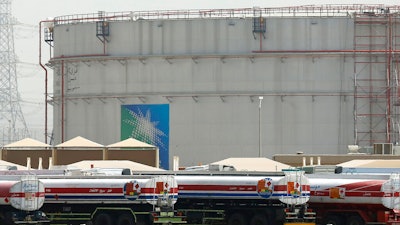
[10,0,400,142]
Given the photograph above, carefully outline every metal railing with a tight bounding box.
[52,5,400,26]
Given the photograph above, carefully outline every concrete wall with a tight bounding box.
[50,16,355,168]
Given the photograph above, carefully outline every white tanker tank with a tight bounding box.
[308,173,396,205]
[307,173,400,225]
[0,170,315,225]
[39,175,178,207]
[381,173,400,210]
[0,175,181,225]
[9,176,45,211]
[175,169,310,205]
[173,170,315,225]
[0,176,48,224]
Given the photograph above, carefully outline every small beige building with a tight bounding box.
[1,138,52,169]
[68,160,164,172]
[1,136,159,169]
[54,136,159,167]
[106,138,159,167]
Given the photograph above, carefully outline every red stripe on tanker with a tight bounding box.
[175,170,311,205]
[9,177,45,212]
[0,175,178,206]
[308,173,400,209]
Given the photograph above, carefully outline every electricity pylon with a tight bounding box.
[0,0,29,145]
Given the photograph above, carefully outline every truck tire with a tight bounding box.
[118,213,135,225]
[94,213,112,225]
[346,216,364,225]
[3,211,14,225]
[323,215,344,225]
[228,213,246,225]
[250,214,268,225]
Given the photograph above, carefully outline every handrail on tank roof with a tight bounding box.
[52,5,400,26]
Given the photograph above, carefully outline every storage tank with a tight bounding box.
[43,6,400,169]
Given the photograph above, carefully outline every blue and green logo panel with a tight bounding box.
[121,104,169,169]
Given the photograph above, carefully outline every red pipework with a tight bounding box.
[39,16,108,144]
[39,20,52,144]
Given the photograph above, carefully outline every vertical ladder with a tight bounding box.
[353,10,400,147]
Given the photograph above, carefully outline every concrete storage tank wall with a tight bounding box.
[48,10,356,169]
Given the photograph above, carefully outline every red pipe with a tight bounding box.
[39,18,108,145]
[39,20,51,144]
[39,21,107,145]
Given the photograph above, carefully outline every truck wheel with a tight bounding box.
[118,213,135,225]
[323,215,344,225]
[228,213,246,225]
[250,214,268,225]
[94,213,112,225]
[346,216,364,225]
[3,212,14,225]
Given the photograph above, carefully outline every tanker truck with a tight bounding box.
[307,172,400,225]
[0,174,183,225]
[0,169,314,225]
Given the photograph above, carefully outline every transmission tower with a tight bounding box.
[0,0,29,145]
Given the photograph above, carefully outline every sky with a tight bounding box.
[10,0,400,142]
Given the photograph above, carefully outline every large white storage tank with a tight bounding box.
[44,7,400,169]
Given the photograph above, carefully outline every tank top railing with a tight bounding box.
[53,5,400,26]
